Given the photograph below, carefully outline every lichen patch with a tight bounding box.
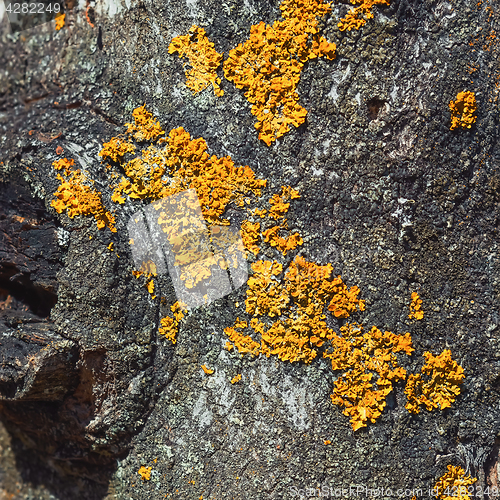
[224,0,336,145]
[169,25,224,97]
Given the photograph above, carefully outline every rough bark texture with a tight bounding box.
[1,0,500,499]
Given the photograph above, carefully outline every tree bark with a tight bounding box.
[1,0,500,499]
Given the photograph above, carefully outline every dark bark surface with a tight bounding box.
[1,0,500,498]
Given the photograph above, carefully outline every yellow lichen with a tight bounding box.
[52,157,74,173]
[449,91,477,131]
[138,466,152,481]
[246,260,290,317]
[111,189,127,204]
[225,256,365,364]
[268,186,300,220]
[158,316,176,343]
[230,374,242,384]
[260,315,325,363]
[224,318,261,356]
[158,301,186,344]
[55,13,65,30]
[405,349,465,414]
[259,257,365,363]
[327,278,365,318]
[51,162,116,232]
[99,137,135,162]
[105,107,272,308]
[285,256,365,319]
[111,121,266,225]
[409,291,424,320]
[201,364,214,374]
[147,279,156,299]
[224,0,336,145]
[105,109,335,364]
[254,186,303,255]
[432,465,477,500]
[240,186,302,256]
[132,260,158,277]
[324,323,414,431]
[240,220,261,256]
[125,104,165,142]
[150,206,246,291]
[262,222,304,256]
[338,0,390,31]
[106,106,270,294]
[252,208,267,218]
[169,25,224,97]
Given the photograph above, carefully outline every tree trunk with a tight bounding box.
[1,0,500,498]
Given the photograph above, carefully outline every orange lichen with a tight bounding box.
[284,256,365,319]
[132,260,158,277]
[158,301,186,344]
[125,104,165,142]
[99,137,135,162]
[169,25,224,97]
[261,224,281,243]
[224,0,336,145]
[85,3,94,27]
[246,260,289,317]
[324,323,414,431]
[138,466,152,481]
[225,256,365,364]
[432,465,477,500]
[405,350,465,414]
[449,91,477,130]
[338,0,390,31]
[51,162,116,232]
[147,279,156,299]
[201,364,214,374]
[240,186,302,256]
[324,440,331,445]
[262,223,304,256]
[240,220,261,256]
[327,279,365,318]
[111,189,127,204]
[52,157,74,173]
[409,291,424,320]
[224,318,261,356]
[105,107,272,310]
[252,208,267,218]
[146,211,243,292]
[111,120,266,225]
[268,186,300,220]
[158,317,177,343]
[261,257,365,363]
[230,374,242,384]
[260,314,327,363]
[164,224,217,290]
[104,109,315,358]
[55,13,65,30]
